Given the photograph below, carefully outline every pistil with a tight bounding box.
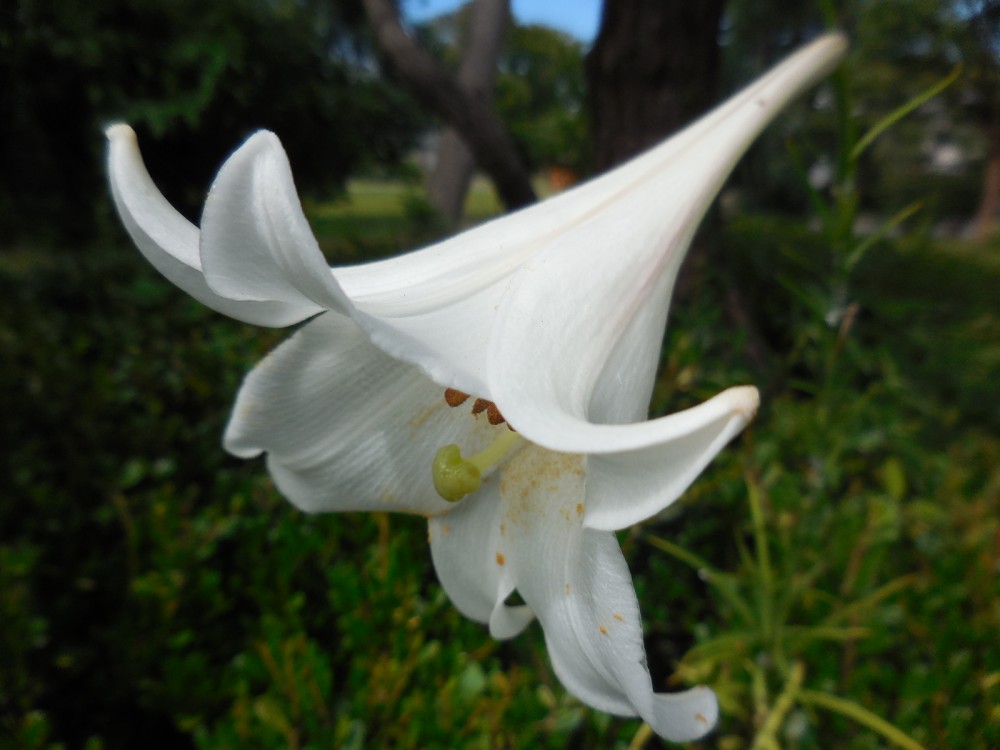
[432,430,522,502]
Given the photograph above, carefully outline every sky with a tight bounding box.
[403,0,602,43]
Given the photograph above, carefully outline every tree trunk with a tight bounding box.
[362,0,535,213]
[585,0,727,171]
[427,130,475,226]
[426,0,510,226]
[582,1,776,375]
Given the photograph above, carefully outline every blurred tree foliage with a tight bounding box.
[852,0,1000,234]
[0,0,425,243]
[722,0,997,226]
[418,8,587,174]
[495,24,587,172]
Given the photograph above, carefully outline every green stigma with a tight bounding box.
[432,430,522,502]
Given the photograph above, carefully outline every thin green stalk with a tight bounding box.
[749,659,769,726]
[824,573,919,626]
[626,722,653,750]
[850,66,962,162]
[747,479,775,641]
[783,625,870,647]
[750,661,805,750]
[844,200,923,273]
[683,631,761,665]
[799,689,925,750]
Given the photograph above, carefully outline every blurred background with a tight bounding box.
[1,0,998,748]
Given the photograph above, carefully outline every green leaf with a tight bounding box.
[850,66,962,162]
[844,200,923,273]
[799,689,925,750]
[823,574,919,626]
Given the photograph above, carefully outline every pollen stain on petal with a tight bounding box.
[575,503,584,516]
[472,398,490,415]
[613,613,624,622]
[695,713,708,725]
[409,400,446,429]
[599,626,608,635]
[496,552,506,566]
[239,401,259,419]
[499,448,586,529]
[565,583,571,595]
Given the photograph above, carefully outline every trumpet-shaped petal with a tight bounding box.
[486,35,845,447]
[107,33,846,743]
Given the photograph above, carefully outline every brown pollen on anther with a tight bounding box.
[460,394,513,428]
[485,403,506,426]
[444,388,470,407]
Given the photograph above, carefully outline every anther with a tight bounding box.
[444,388,470,407]
[447,390,513,429]
[485,403,506,426]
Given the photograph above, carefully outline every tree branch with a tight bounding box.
[362,0,536,211]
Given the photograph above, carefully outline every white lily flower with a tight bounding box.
[107,34,846,742]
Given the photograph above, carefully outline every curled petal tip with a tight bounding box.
[105,122,135,143]
[732,385,761,422]
[821,30,850,53]
[234,129,283,156]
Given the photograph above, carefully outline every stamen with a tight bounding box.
[450,390,512,427]
[485,402,506,426]
[432,430,523,502]
[444,388,470,407]
[467,429,521,472]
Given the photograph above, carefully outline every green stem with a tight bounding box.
[799,689,925,750]
[751,661,805,750]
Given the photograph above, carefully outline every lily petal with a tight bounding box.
[199,131,350,314]
[333,35,846,408]
[429,478,535,639]
[224,312,497,516]
[496,446,719,741]
[583,387,759,531]
[105,124,312,327]
[489,35,846,450]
